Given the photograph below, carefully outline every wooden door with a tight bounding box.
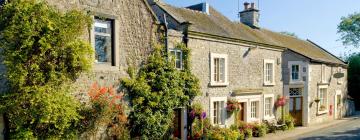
[289,97,303,126]
[237,103,245,122]
[336,95,342,119]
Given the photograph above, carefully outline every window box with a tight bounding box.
[210,53,228,86]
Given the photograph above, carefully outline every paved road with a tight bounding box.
[295,117,360,140]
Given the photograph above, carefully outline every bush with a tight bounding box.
[263,120,277,133]
[206,127,243,140]
[252,123,267,137]
[236,121,253,138]
[283,114,295,130]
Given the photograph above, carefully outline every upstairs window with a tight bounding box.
[264,59,275,85]
[210,53,228,86]
[291,65,300,81]
[94,18,114,65]
[169,49,182,69]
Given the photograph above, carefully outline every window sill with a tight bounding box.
[289,80,304,85]
[248,118,261,123]
[317,110,328,115]
[263,83,275,86]
[264,116,275,120]
[93,63,119,72]
[210,82,229,87]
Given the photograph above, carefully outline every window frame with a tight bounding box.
[210,97,227,126]
[263,94,275,120]
[169,49,183,70]
[249,100,260,121]
[210,53,228,86]
[317,85,328,115]
[289,61,303,84]
[263,59,275,85]
[93,17,115,66]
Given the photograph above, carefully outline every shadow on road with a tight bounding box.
[298,127,360,140]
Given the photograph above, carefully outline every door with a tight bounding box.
[237,103,245,122]
[289,97,303,126]
[336,95,342,119]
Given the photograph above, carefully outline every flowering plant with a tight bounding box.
[226,99,241,113]
[190,103,207,120]
[275,96,287,107]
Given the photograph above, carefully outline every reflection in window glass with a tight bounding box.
[94,19,112,63]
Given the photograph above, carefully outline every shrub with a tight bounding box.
[234,121,253,139]
[284,115,295,130]
[263,120,277,133]
[206,127,243,140]
[252,123,267,137]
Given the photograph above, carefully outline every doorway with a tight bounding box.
[237,103,245,122]
[289,88,303,126]
[335,93,342,119]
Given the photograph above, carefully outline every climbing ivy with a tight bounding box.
[0,0,93,138]
[121,43,201,139]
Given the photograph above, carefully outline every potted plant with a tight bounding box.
[319,105,326,111]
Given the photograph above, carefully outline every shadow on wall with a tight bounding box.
[298,127,360,140]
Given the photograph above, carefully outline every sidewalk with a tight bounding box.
[252,112,360,140]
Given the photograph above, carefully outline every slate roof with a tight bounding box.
[157,3,346,65]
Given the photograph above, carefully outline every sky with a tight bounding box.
[163,0,360,57]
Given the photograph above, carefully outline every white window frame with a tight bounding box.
[169,49,183,70]
[249,99,260,122]
[263,59,275,85]
[317,85,328,115]
[321,64,327,83]
[210,53,228,86]
[263,94,275,120]
[210,97,227,127]
[289,61,303,84]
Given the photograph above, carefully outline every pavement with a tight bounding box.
[252,112,360,140]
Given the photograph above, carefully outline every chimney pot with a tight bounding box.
[244,2,250,10]
[251,3,256,9]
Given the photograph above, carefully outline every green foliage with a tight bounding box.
[338,12,360,48]
[1,86,81,139]
[252,123,267,137]
[206,126,243,140]
[279,114,295,130]
[347,53,360,109]
[0,0,93,138]
[121,44,201,139]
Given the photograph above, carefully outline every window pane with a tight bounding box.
[214,58,219,82]
[95,19,112,63]
[220,58,225,82]
[289,99,294,111]
[296,98,301,111]
[220,101,225,124]
[213,102,218,124]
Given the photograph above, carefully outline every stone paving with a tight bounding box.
[252,112,360,140]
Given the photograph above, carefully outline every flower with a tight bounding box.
[190,110,196,119]
[200,112,207,119]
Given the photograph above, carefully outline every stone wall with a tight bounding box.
[44,0,159,93]
[308,63,348,125]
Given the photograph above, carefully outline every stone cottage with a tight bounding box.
[149,0,349,134]
[0,0,159,139]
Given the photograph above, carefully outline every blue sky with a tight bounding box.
[163,0,360,57]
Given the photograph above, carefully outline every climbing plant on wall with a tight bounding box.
[121,43,201,139]
[0,0,93,138]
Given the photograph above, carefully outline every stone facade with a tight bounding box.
[283,50,349,126]
[0,0,159,139]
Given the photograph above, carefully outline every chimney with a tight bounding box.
[239,2,260,28]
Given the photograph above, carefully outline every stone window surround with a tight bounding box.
[169,48,183,70]
[209,97,227,127]
[263,59,275,86]
[91,15,119,72]
[263,94,275,120]
[210,53,229,86]
[317,85,328,115]
[288,61,304,84]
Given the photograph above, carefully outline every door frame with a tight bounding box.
[288,87,304,126]
[334,90,342,119]
[289,96,303,126]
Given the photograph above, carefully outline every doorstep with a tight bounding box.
[251,114,360,140]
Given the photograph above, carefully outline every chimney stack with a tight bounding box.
[239,2,260,28]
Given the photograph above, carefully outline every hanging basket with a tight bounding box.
[275,96,287,107]
[226,99,241,113]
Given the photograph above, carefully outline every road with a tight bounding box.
[295,116,360,140]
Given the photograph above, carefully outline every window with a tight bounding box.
[264,59,275,85]
[170,49,182,69]
[250,101,259,119]
[291,65,300,81]
[289,88,302,96]
[210,53,228,86]
[94,18,114,65]
[264,97,273,117]
[210,97,226,125]
[321,64,327,83]
[318,87,328,113]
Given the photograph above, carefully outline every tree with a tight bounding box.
[338,12,360,48]
[0,0,93,138]
[121,44,200,139]
[346,53,360,110]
